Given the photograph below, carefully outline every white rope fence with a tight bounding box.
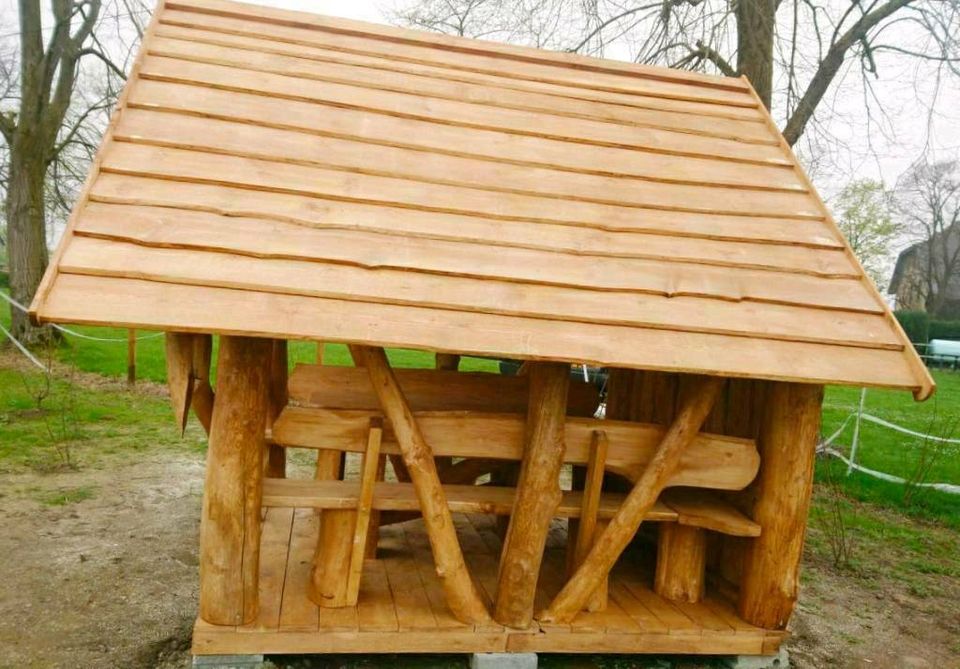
[818,388,960,495]
[0,291,164,342]
[0,322,50,372]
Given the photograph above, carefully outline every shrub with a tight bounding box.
[895,310,930,344]
[929,318,960,341]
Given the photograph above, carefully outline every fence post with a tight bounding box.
[846,387,867,475]
[127,329,136,386]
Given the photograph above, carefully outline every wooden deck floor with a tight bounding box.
[192,508,785,655]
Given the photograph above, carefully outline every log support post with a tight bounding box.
[495,362,571,628]
[198,335,272,625]
[309,447,350,608]
[265,339,288,479]
[539,375,724,624]
[654,524,707,603]
[308,340,356,607]
[738,382,823,629]
[358,345,492,625]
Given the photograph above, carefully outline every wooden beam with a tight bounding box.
[495,362,570,628]
[539,375,724,624]
[287,364,599,416]
[262,479,679,521]
[198,335,272,625]
[345,418,384,605]
[571,430,609,612]
[273,407,759,491]
[165,332,214,436]
[265,339,288,478]
[164,333,195,435]
[654,524,706,603]
[356,345,492,625]
[738,382,823,629]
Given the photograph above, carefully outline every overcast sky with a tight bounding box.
[1,0,958,264]
[246,0,960,191]
[1,0,955,187]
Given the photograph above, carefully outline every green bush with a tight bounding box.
[895,310,930,344]
[930,318,960,341]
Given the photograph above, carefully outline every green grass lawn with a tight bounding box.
[819,373,960,528]
[1,289,499,382]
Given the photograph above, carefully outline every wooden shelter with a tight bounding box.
[30,0,934,659]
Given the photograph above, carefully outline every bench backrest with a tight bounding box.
[288,364,600,416]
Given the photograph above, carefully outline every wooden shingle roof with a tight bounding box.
[30,0,934,398]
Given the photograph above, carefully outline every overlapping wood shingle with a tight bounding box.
[30,0,934,398]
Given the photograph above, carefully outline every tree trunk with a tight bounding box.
[5,137,52,345]
[735,0,776,109]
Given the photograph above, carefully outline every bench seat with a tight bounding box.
[262,478,760,537]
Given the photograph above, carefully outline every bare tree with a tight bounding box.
[387,0,960,146]
[0,0,147,345]
[895,158,960,318]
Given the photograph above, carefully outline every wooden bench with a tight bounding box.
[262,478,760,536]
[269,363,761,612]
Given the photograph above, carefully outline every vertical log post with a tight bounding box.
[434,352,459,476]
[435,353,460,371]
[366,454,387,558]
[126,329,136,386]
[359,345,492,625]
[198,335,272,625]
[265,339,288,479]
[738,382,823,629]
[309,448,352,608]
[569,430,609,612]
[654,524,707,603]
[309,342,354,607]
[540,375,724,624]
[495,362,571,628]
[345,418,384,605]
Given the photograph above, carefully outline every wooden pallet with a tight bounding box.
[192,508,785,655]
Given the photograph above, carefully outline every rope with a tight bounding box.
[858,413,960,445]
[0,291,164,342]
[0,323,50,372]
[820,446,960,495]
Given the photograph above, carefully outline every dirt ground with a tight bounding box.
[0,449,957,669]
[0,363,957,668]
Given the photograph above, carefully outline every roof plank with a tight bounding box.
[128,78,806,192]
[84,181,842,272]
[152,24,772,143]
[99,143,829,242]
[72,202,879,312]
[60,235,901,349]
[89,173,841,248]
[38,273,925,393]
[138,54,789,166]
[27,0,933,397]
[165,0,753,97]
[112,108,819,218]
